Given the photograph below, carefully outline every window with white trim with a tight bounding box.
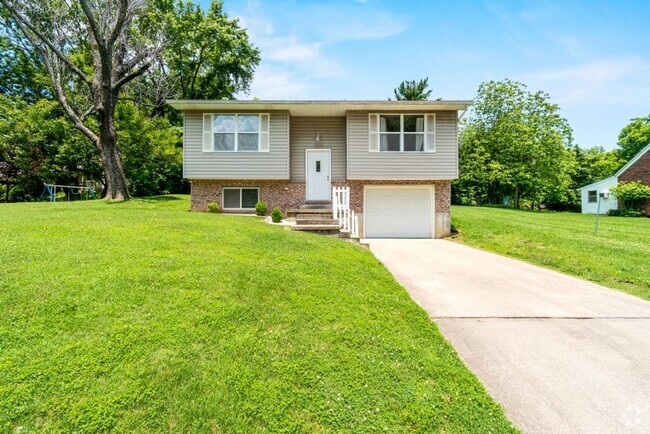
[203,113,270,152]
[223,187,259,209]
[368,113,435,152]
[587,190,597,203]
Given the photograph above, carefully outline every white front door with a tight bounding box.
[306,149,331,201]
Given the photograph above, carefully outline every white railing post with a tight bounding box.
[332,186,358,237]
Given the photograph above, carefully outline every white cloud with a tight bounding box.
[246,65,313,99]
[520,57,650,105]
[230,0,408,99]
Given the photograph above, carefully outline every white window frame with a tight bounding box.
[369,113,435,153]
[205,113,270,153]
[587,190,598,203]
[222,187,259,209]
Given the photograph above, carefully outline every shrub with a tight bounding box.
[271,207,283,223]
[610,181,650,209]
[255,200,267,216]
[607,208,646,217]
[207,202,219,213]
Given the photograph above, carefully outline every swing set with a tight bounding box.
[40,183,98,202]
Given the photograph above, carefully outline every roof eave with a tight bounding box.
[166,99,473,115]
[577,176,617,190]
[614,143,650,177]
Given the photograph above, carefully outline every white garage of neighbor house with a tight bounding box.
[169,99,470,239]
[578,177,618,214]
[578,143,650,214]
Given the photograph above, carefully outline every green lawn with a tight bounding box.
[452,206,650,301]
[0,196,514,433]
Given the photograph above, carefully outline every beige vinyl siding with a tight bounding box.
[184,110,289,179]
[347,111,458,180]
[290,116,346,181]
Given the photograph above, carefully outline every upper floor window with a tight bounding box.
[203,113,269,152]
[368,113,435,152]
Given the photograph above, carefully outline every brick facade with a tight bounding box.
[191,179,453,237]
[190,180,306,213]
[618,150,650,215]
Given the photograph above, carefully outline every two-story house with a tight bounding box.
[168,100,472,238]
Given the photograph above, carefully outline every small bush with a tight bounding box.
[610,181,650,209]
[255,200,267,216]
[207,202,219,213]
[271,207,283,223]
[607,208,646,217]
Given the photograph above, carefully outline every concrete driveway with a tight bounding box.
[366,239,650,434]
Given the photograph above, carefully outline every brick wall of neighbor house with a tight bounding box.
[618,151,650,215]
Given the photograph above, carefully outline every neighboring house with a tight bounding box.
[578,143,650,214]
[168,100,472,238]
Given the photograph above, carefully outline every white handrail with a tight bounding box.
[332,186,358,237]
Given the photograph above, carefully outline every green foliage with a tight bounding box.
[610,181,650,210]
[255,200,267,216]
[606,208,646,217]
[616,115,650,162]
[0,96,184,200]
[452,206,650,300]
[454,80,574,208]
[141,0,260,114]
[0,196,514,432]
[0,0,260,200]
[0,95,102,201]
[0,31,50,102]
[207,201,219,213]
[545,145,623,211]
[392,77,433,101]
[271,207,283,223]
[114,102,184,196]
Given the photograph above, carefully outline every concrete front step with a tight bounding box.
[296,218,339,226]
[291,224,341,234]
[287,208,333,217]
[299,202,332,209]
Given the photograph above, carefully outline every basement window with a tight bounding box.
[223,187,259,209]
[587,190,597,203]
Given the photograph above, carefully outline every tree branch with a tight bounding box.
[40,50,99,144]
[0,0,92,87]
[112,58,155,92]
[108,0,129,47]
[78,0,106,58]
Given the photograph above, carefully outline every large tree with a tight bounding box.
[392,77,433,101]
[130,0,260,116]
[616,114,650,162]
[0,0,164,199]
[455,79,574,208]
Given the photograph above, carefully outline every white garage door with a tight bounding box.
[364,187,434,238]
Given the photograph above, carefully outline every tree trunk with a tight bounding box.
[97,110,130,200]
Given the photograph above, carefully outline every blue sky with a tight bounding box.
[207,0,650,150]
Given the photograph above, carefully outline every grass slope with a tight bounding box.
[452,206,650,301]
[1,196,514,433]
